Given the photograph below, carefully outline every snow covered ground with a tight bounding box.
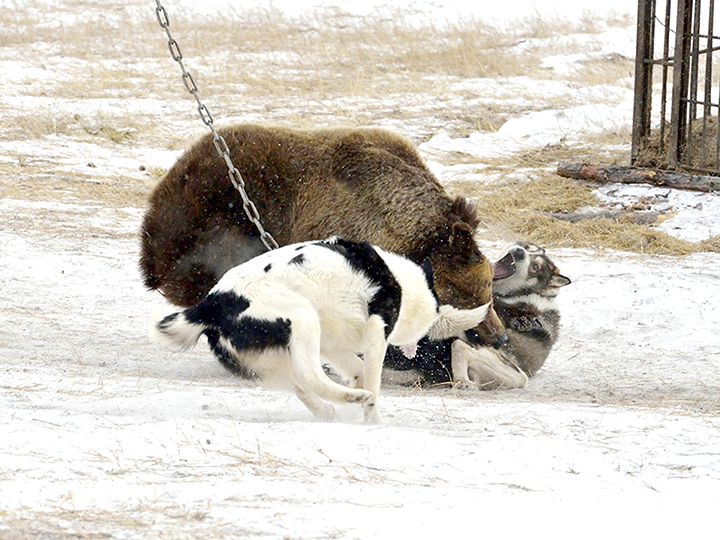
[2,0,720,538]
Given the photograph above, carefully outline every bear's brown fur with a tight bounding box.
[140,124,505,343]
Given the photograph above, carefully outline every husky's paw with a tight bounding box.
[509,315,542,332]
[453,378,478,390]
[346,390,373,403]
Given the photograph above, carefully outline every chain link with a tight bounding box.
[154,0,279,251]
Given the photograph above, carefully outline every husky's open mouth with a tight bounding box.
[492,252,516,281]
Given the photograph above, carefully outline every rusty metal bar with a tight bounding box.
[686,0,703,168]
[669,0,695,168]
[659,0,675,153]
[702,1,715,167]
[632,0,657,164]
[706,2,720,169]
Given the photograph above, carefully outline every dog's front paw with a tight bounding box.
[363,401,382,424]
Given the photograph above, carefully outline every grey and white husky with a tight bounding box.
[384,243,571,389]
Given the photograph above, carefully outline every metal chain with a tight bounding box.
[154,0,279,251]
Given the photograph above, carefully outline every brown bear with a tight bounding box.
[140,124,506,345]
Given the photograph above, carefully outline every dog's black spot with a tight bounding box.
[317,238,347,258]
[184,291,250,335]
[157,312,180,332]
[288,253,305,266]
[419,258,438,305]
[316,238,401,338]
[228,316,292,351]
[204,328,257,379]
[384,336,453,386]
[187,291,291,351]
[186,289,291,375]
[264,263,272,273]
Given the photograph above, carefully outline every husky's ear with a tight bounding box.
[450,222,480,263]
[551,274,571,288]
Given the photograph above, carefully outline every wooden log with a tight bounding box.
[543,210,665,226]
[557,162,720,192]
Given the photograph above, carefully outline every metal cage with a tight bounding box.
[632,0,720,175]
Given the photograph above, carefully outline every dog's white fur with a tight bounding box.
[151,238,490,422]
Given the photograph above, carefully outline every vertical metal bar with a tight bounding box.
[632,0,657,164]
[690,0,716,168]
[705,0,720,170]
[703,2,714,118]
[659,0,675,152]
[701,0,717,167]
[687,0,703,168]
[716,20,720,170]
[669,0,695,168]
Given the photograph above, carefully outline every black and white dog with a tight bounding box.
[151,237,491,422]
[384,243,571,389]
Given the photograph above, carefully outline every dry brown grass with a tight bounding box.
[185,8,530,80]
[0,161,153,210]
[569,53,635,87]
[454,171,720,255]
[0,3,633,106]
[0,6,534,102]
[2,108,140,143]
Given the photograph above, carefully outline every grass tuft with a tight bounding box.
[454,171,719,255]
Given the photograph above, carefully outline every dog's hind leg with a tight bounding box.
[324,351,364,388]
[294,387,337,420]
[287,307,373,412]
[360,315,389,424]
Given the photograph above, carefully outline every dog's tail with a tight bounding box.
[150,308,206,352]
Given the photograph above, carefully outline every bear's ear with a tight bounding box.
[450,222,480,263]
[450,197,480,229]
